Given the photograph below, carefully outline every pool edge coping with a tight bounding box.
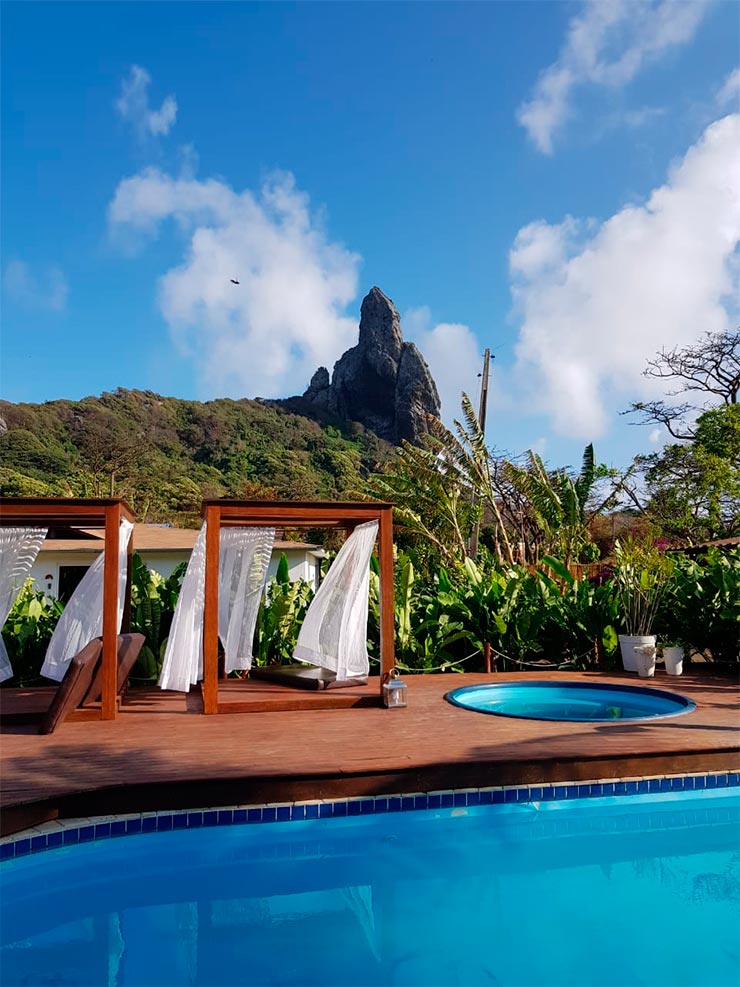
[2,770,738,860]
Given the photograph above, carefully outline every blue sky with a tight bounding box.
[2,1,738,471]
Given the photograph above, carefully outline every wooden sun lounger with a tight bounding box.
[0,633,145,732]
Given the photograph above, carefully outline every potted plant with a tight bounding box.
[613,536,674,672]
[658,640,685,676]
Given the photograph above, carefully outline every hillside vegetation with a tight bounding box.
[0,389,392,525]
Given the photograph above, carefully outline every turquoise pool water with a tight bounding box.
[445,681,696,721]
[1,790,738,987]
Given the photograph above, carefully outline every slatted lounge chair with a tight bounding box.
[82,633,145,707]
[1,634,145,731]
[39,638,104,734]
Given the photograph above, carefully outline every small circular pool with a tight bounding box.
[445,681,696,722]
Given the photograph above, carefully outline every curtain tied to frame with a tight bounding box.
[159,524,275,692]
[0,526,48,683]
[41,519,134,682]
[293,519,377,681]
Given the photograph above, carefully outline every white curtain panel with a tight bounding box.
[159,523,206,692]
[0,526,47,682]
[294,519,378,680]
[41,519,134,682]
[159,523,275,692]
[218,527,275,673]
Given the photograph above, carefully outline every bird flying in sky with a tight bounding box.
[230,278,240,285]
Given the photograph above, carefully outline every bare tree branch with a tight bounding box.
[624,329,739,438]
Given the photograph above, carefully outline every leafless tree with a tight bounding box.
[625,328,739,439]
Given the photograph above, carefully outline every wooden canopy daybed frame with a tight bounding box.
[0,497,134,721]
[200,500,395,714]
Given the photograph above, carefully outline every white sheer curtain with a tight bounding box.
[0,526,47,683]
[159,524,206,692]
[41,519,134,682]
[159,524,275,691]
[219,527,275,673]
[294,520,377,680]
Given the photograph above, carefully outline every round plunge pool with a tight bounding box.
[444,680,696,722]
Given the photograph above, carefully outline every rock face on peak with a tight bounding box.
[303,287,440,444]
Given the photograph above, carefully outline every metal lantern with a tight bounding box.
[383,668,408,709]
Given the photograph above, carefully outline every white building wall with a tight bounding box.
[30,552,98,598]
[30,547,322,599]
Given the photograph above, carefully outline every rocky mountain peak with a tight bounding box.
[303,287,440,445]
[358,286,403,368]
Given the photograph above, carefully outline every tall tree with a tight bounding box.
[626,328,739,439]
[623,330,740,543]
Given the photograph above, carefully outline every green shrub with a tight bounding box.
[129,554,186,681]
[658,548,740,665]
[1,580,63,686]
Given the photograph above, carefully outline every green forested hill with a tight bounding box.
[0,389,392,525]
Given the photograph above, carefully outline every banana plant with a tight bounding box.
[504,444,599,565]
[253,553,314,666]
[129,553,186,681]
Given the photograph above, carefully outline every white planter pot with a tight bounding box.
[662,646,684,676]
[634,645,656,678]
[619,634,656,672]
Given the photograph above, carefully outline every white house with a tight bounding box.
[30,523,325,602]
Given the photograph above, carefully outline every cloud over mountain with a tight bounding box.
[109,168,361,399]
[509,114,740,437]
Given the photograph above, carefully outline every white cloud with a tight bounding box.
[509,114,740,437]
[618,105,667,129]
[649,428,662,445]
[717,67,740,107]
[404,306,481,423]
[518,0,709,153]
[3,261,68,311]
[116,65,177,140]
[109,168,361,399]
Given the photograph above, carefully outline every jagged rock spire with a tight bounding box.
[303,287,440,444]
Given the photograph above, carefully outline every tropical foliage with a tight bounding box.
[656,549,740,664]
[253,554,314,666]
[368,394,613,567]
[129,554,187,681]
[1,580,63,686]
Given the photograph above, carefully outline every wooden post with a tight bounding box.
[202,505,221,714]
[102,502,121,720]
[378,506,395,694]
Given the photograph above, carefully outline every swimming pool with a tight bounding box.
[1,785,738,986]
[445,680,697,721]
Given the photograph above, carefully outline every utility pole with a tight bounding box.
[478,348,491,437]
[468,348,491,560]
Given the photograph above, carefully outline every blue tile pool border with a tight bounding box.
[2,770,738,860]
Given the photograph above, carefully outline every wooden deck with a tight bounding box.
[1,670,738,836]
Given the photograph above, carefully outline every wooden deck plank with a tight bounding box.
[1,671,737,836]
